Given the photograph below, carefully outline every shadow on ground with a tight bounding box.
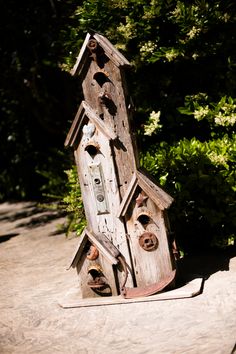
[0,202,68,242]
[16,210,67,229]
[177,246,236,282]
[0,233,20,243]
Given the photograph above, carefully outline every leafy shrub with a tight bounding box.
[62,166,86,236]
[140,135,236,252]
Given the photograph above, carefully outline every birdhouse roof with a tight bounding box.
[69,228,120,270]
[71,32,131,77]
[64,100,117,148]
[117,168,174,217]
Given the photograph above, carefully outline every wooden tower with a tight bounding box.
[65,32,177,300]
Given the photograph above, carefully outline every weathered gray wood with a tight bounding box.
[117,173,137,217]
[81,55,138,198]
[74,116,134,288]
[137,169,174,210]
[77,252,119,298]
[86,229,120,264]
[93,33,131,68]
[68,230,88,269]
[65,32,177,301]
[64,100,117,148]
[126,198,174,288]
[59,277,204,308]
[71,32,91,76]
[64,103,85,148]
[71,32,131,78]
[82,101,117,140]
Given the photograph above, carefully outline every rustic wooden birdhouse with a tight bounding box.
[64,32,177,302]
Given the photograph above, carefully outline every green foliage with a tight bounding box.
[179,94,236,130]
[1,0,236,251]
[141,135,236,250]
[63,167,86,236]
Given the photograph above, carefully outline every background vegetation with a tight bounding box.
[1,0,235,252]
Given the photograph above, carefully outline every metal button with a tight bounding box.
[97,194,104,202]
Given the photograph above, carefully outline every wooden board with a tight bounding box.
[59,277,204,308]
[126,201,175,288]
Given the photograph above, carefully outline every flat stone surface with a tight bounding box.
[0,202,235,354]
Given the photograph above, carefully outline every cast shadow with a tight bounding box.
[176,246,236,285]
[0,233,19,243]
[16,210,67,229]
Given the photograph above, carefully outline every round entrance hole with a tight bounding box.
[137,214,151,226]
[85,144,99,157]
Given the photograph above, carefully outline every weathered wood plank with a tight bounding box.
[137,169,174,210]
[71,32,91,76]
[66,32,177,300]
[82,101,117,140]
[126,198,174,287]
[64,103,85,148]
[86,229,120,264]
[74,118,134,288]
[93,33,131,68]
[59,277,204,308]
[77,252,119,298]
[117,173,137,217]
[68,230,88,269]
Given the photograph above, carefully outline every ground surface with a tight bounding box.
[0,201,235,354]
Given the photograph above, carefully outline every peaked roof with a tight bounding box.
[64,100,117,148]
[71,32,131,76]
[117,168,174,217]
[69,228,120,270]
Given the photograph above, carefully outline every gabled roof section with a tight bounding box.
[137,168,174,209]
[71,32,131,77]
[64,102,85,148]
[64,100,117,148]
[117,168,174,217]
[68,228,120,270]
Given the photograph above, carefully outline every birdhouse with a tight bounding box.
[65,32,178,301]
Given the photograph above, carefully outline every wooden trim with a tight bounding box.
[137,169,173,210]
[65,100,117,148]
[68,230,88,269]
[71,33,91,76]
[117,173,138,217]
[64,103,85,148]
[93,33,131,68]
[59,277,204,308]
[82,101,117,140]
[68,228,120,271]
[117,168,173,217]
[86,229,120,265]
[71,32,131,77]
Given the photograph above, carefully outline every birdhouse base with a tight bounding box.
[59,277,203,308]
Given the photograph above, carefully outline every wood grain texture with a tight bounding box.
[126,198,175,288]
[68,33,177,299]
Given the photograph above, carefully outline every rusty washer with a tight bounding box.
[87,39,98,52]
[139,232,158,252]
[86,245,99,260]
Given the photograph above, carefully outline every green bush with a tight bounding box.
[63,166,86,236]
[141,134,236,252]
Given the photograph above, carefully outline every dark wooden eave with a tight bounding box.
[64,100,117,148]
[117,169,174,217]
[71,32,131,77]
[68,229,120,270]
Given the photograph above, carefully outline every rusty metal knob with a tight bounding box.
[139,232,158,252]
[87,39,98,52]
[86,245,99,260]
